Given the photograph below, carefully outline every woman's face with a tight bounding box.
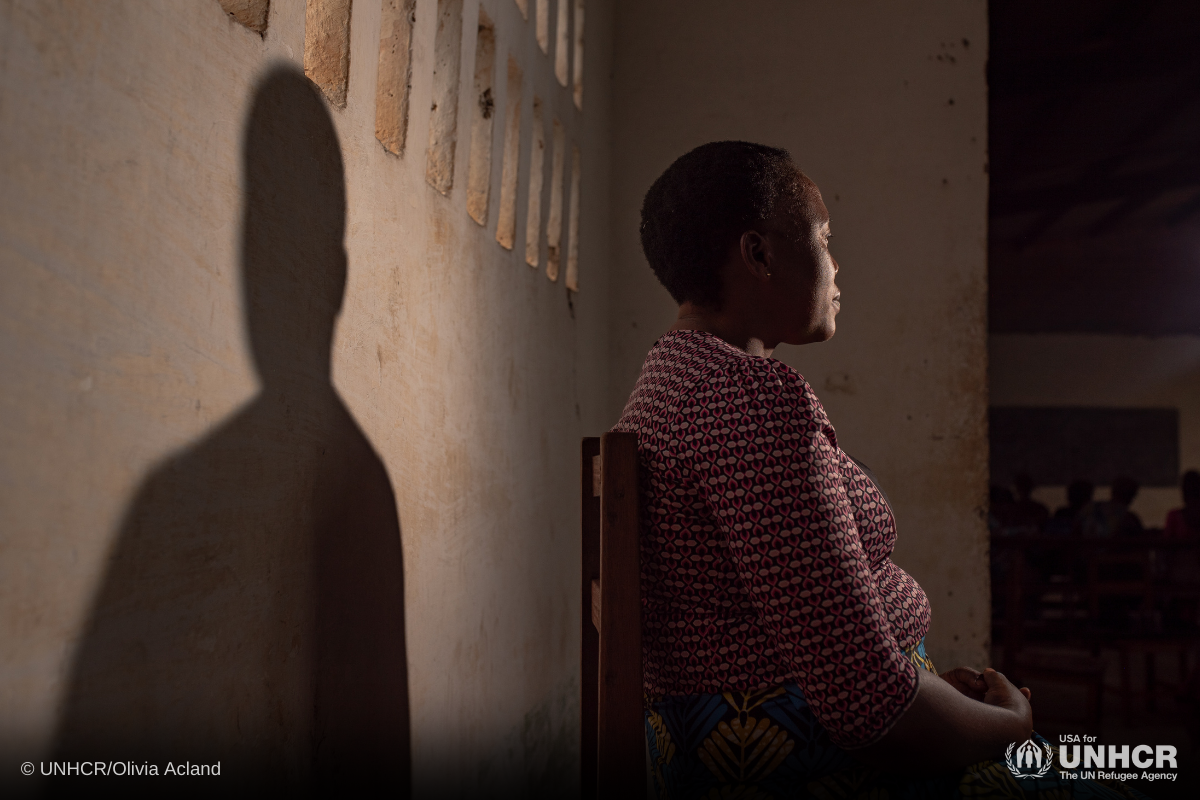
[764,180,841,345]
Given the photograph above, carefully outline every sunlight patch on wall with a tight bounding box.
[426,0,464,194]
[536,0,549,54]
[466,9,497,225]
[553,0,569,87]
[545,118,565,281]
[565,145,581,291]
[218,0,269,33]
[572,0,584,109]
[375,0,416,156]
[304,0,353,108]
[524,98,546,267]
[495,57,524,250]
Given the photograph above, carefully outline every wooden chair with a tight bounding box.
[1114,636,1197,725]
[1087,549,1153,620]
[581,432,645,798]
[1009,650,1106,731]
[994,536,1200,727]
[995,538,1107,730]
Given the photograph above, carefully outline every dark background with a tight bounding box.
[990,407,1180,488]
[989,0,1200,337]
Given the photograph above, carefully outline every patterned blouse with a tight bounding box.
[614,330,931,749]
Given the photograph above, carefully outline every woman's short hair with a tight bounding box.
[639,141,806,307]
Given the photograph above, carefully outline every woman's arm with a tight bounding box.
[853,668,1033,772]
[692,370,922,747]
[692,366,1024,761]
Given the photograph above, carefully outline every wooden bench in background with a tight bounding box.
[992,534,1200,726]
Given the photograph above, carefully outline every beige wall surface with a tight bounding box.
[609,0,991,671]
[0,0,611,794]
[991,334,1200,528]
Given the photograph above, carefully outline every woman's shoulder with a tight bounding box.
[649,331,812,394]
[636,331,830,432]
[618,330,834,444]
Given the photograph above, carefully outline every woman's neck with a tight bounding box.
[670,304,774,357]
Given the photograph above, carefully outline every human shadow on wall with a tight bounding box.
[54,66,410,796]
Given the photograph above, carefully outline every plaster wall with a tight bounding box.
[609,0,991,671]
[990,334,1200,528]
[0,0,612,793]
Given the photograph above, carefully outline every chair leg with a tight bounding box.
[1146,651,1156,714]
[1121,647,1132,727]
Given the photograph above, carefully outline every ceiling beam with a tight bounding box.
[1085,193,1155,236]
[992,142,1191,178]
[1166,188,1200,226]
[990,39,1197,99]
[1011,73,1200,247]
[991,161,1200,217]
[987,1,1164,179]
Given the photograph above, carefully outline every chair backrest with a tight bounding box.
[1088,550,1154,616]
[581,432,644,797]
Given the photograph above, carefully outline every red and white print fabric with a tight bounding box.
[614,330,931,749]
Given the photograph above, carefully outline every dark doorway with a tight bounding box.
[988,4,1200,796]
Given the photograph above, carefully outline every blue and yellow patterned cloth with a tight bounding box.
[645,639,1148,799]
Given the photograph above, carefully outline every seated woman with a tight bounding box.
[1081,476,1143,538]
[615,142,1142,799]
[1166,470,1200,537]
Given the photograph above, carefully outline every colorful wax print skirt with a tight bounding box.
[645,639,1148,799]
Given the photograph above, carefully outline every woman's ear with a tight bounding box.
[738,230,772,281]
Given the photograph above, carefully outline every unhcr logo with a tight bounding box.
[1005,738,1055,779]
[1057,743,1176,769]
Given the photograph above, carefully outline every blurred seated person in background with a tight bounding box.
[1044,479,1093,535]
[987,485,1016,534]
[1166,470,1200,537]
[1080,475,1143,537]
[1165,471,1200,623]
[1010,472,1049,533]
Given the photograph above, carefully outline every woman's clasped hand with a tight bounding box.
[941,666,1033,705]
[856,666,1034,773]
